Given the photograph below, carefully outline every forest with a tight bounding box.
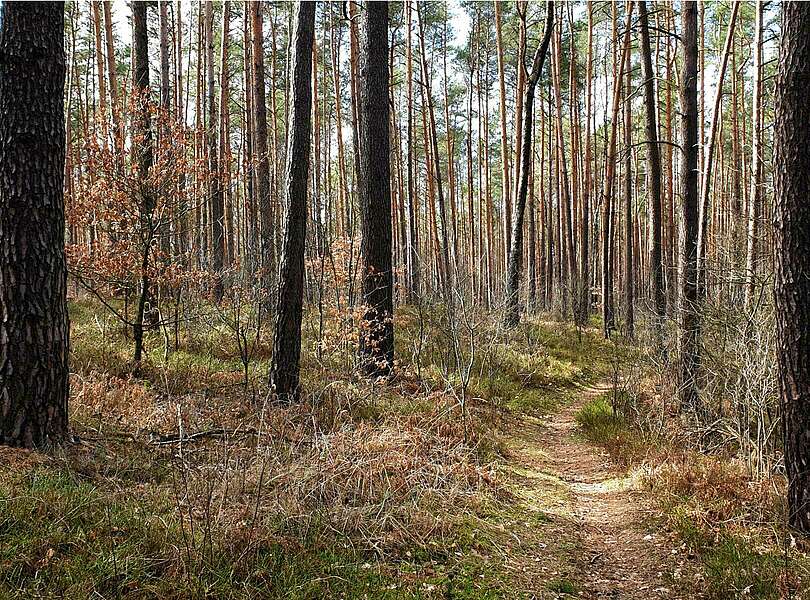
[1,0,809,597]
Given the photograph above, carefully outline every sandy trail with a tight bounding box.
[507,384,699,599]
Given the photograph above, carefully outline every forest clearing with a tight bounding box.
[1,0,810,598]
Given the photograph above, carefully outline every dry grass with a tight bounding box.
[4,298,617,598]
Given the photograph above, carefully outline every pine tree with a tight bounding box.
[358,0,394,375]
[773,0,810,535]
[269,1,315,402]
[0,1,69,448]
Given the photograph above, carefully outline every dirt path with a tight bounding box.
[506,384,699,599]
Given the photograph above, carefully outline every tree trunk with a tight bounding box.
[250,1,274,296]
[774,0,810,534]
[405,0,419,301]
[102,0,122,160]
[696,2,739,299]
[0,1,68,449]
[358,1,394,376]
[269,1,315,402]
[638,0,665,338]
[679,0,701,411]
[220,1,233,267]
[416,3,452,297]
[504,1,554,327]
[550,14,576,318]
[600,2,634,338]
[579,0,594,327]
[206,1,224,302]
[91,1,108,145]
[745,1,763,312]
[132,0,154,367]
[494,0,511,264]
[623,35,634,339]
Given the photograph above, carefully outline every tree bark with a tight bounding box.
[504,1,554,327]
[269,1,315,402]
[638,0,665,338]
[405,0,420,301]
[679,0,701,411]
[600,2,634,338]
[579,0,594,328]
[250,1,274,295]
[358,1,394,376]
[91,1,108,145]
[774,0,810,535]
[132,0,155,366]
[0,1,69,448]
[623,33,634,339]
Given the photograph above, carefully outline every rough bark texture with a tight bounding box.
[678,0,701,411]
[504,0,554,327]
[773,0,810,535]
[358,1,394,376]
[269,1,315,402]
[0,1,69,448]
[638,0,665,336]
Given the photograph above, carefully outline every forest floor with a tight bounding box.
[0,298,806,598]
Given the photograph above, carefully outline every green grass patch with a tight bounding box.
[575,394,626,444]
[546,578,578,595]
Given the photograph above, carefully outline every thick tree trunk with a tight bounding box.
[269,1,315,402]
[679,0,701,412]
[0,1,69,448]
[504,1,554,327]
[358,1,394,376]
[774,0,810,535]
